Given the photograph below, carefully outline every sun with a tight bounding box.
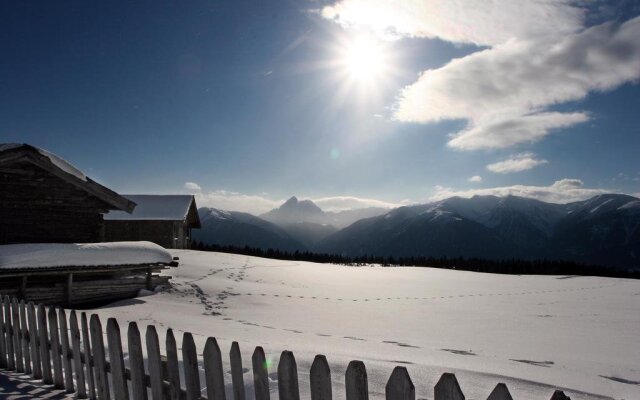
[340,36,387,82]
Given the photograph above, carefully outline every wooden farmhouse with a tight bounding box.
[0,143,174,306]
[0,143,136,244]
[104,195,201,249]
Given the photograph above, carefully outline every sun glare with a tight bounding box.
[341,36,387,82]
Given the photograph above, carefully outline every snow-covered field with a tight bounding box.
[87,250,640,400]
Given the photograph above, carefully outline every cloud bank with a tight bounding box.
[190,186,402,214]
[394,17,640,150]
[430,179,611,204]
[322,1,640,151]
[487,153,548,174]
[321,0,584,45]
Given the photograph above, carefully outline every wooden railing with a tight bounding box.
[0,295,573,400]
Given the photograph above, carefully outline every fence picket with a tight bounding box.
[0,298,6,369]
[58,308,75,392]
[48,306,64,389]
[19,301,31,375]
[204,336,226,400]
[90,314,110,400]
[11,298,23,372]
[4,297,15,370]
[230,341,246,400]
[486,383,513,400]
[182,332,201,400]
[107,318,129,400]
[127,322,148,400]
[550,391,571,400]
[278,350,300,400]
[37,304,52,384]
[385,367,414,400]
[310,355,331,400]
[146,325,164,400]
[28,303,42,379]
[81,312,97,400]
[252,346,270,400]
[345,361,368,400]
[434,373,464,400]
[166,328,181,400]
[70,311,87,398]
[0,300,5,364]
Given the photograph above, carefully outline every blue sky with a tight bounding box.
[2,1,639,213]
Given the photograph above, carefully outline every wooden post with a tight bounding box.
[58,308,75,392]
[549,391,571,400]
[19,301,32,375]
[28,302,42,379]
[70,311,87,399]
[12,298,24,372]
[49,307,64,389]
[166,329,182,400]
[66,273,74,305]
[145,325,164,400]
[37,304,52,384]
[89,314,110,400]
[434,373,464,400]
[252,346,270,400]
[81,312,96,400]
[127,322,148,400]
[107,318,129,400]
[0,298,6,369]
[182,332,201,400]
[278,351,300,400]
[204,336,226,400]
[230,341,246,400]
[345,361,368,400]
[310,355,331,400]
[486,383,513,400]
[385,367,414,400]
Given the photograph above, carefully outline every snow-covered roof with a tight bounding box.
[0,143,135,212]
[1,142,86,181]
[105,195,199,223]
[0,241,173,270]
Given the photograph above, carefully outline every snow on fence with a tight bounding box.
[0,295,573,400]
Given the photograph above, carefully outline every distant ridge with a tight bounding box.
[316,193,640,269]
[194,194,640,269]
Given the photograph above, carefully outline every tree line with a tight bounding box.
[191,241,639,279]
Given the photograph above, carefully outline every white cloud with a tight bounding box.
[309,196,403,212]
[487,153,548,174]
[194,190,283,215]
[430,179,612,204]
[184,182,202,192]
[192,190,403,215]
[321,0,584,45]
[468,175,483,183]
[394,17,640,150]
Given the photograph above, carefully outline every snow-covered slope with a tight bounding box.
[88,250,640,400]
[194,208,306,251]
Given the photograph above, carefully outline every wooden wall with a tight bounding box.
[0,162,112,244]
[103,220,190,249]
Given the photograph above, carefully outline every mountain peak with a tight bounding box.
[262,196,326,225]
[284,196,299,205]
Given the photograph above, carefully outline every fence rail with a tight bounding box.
[0,295,573,400]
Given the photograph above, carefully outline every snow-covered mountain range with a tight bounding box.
[194,194,640,269]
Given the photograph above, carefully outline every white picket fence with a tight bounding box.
[0,295,573,400]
